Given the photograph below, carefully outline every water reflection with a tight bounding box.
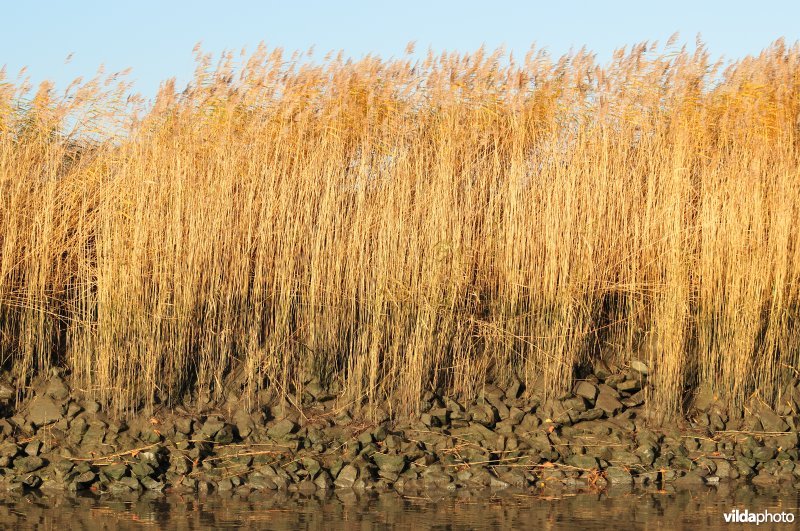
[1,484,797,530]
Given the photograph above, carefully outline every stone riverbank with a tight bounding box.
[0,360,798,496]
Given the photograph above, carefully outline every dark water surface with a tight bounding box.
[1,485,797,530]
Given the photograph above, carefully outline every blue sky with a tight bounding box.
[2,1,799,100]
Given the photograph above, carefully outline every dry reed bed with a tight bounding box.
[1,39,799,416]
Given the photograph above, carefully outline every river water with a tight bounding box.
[1,484,797,530]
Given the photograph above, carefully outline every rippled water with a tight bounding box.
[1,485,797,530]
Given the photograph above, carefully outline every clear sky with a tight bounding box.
[2,1,799,101]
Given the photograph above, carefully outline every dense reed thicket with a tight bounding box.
[2,39,800,416]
